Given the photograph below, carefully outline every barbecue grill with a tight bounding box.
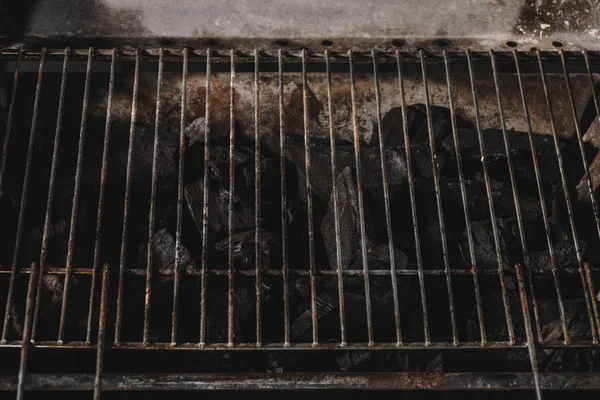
[1,1,600,399]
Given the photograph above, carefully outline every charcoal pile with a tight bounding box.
[2,99,600,374]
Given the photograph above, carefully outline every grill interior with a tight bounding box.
[1,47,600,397]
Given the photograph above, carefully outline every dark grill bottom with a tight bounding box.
[1,48,600,397]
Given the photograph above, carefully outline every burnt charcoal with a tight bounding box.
[411,142,445,180]
[542,300,600,371]
[213,229,276,270]
[151,228,193,271]
[376,106,417,147]
[337,351,372,371]
[292,292,338,341]
[576,151,600,202]
[366,244,411,271]
[321,167,362,270]
[442,128,556,161]
[184,181,254,240]
[529,224,586,270]
[411,104,452,145]
[459,219,510,270]
[583,117,600,148]
[185,116,207,146]
[416,174,541,221]
[282,135,407,203]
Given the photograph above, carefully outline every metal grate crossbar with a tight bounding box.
[0,47,600,398]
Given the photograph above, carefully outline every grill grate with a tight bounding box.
[1,47,600,397]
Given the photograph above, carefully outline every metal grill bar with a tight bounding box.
[58,47,93,344]
[226,48,235,347]
[93,265,109,400]
[1,48,45,343]
[349,49,374,346]
[420,50,460,344]
[115,49,141,345]
[143,48,164,345]
[396,50,430,345]
[302,48,319,346]
[171,47,188,345]
[372,50,401,345]
[254,49,262,346]
[16,263,37,400]
[87,48,116,345]
[326,49,348,346]
[32,48,68,342]
[201,49,212,347]
[0,46,21,197]
[279,49,291,347]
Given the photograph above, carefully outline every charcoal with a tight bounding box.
[321,167,362,271]
[213,229,276,270]
[282,135,407,203]
[292,292,338,340]
[583,117,600,148]
[151,228,193,271]
[366,244,411,271]
[576,151,600,202]
[185,116,207,146]
[337,351,372,371]
[184,181,254,241]
[442,128,556,161]
[416,175,541,220]
[459,219,510,270]
[529,225,586,270]
[411,104,452,145]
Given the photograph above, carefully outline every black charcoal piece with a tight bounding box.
[321,166,362,271]
[366,244,411,271]
[459,219,510,269]
[576,152,600,202]
[441,128,556,161]
[152,228,192,271]
[282,135,407,203]
[184,181,255,241]
[583,117,600,148]
[337,351,372,371]
[291,292,338,340]
[185,116,207,146]
[213,229,275,270]
[528,229,586,270]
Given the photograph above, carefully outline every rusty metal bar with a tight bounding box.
[489,50,527,345]
[372,50,401,345]
[559,49,600,343]
[143,48,164,345]
[583,49,600,339]
[32,48,69,342]
[349,49,374,346]
[279,49,290,347]
[1,48,45,343]
[537,49,590,344]
[3,372,600,391]
[115,48,141,345]
[254,48,262,347]
[58,47,93,343]
[396,50,430,345]
[444,50,498,344]
[420,50,459,345]
[0,46,21,197]
[512,49,552,344]
[93,265,110,400]
[201,48,212,347]
[86,48,116,345]
[16,263,38,400]
[172,47,188,345]
[326,49,347,346]
[302,48,319,346]
[515,263,543,400]
[226,49,235,348]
